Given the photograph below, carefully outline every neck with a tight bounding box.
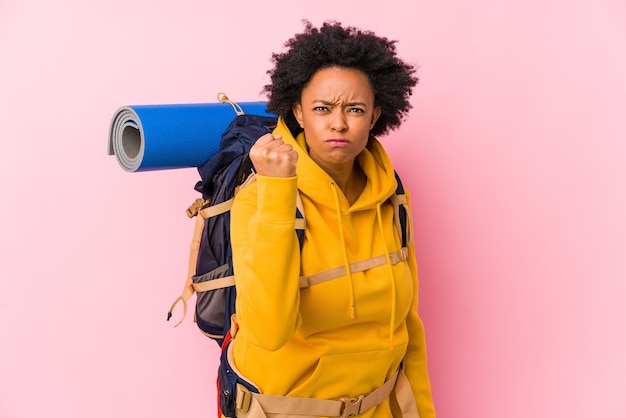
[328,163,366,205]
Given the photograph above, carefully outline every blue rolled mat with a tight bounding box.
[108,99,275,172]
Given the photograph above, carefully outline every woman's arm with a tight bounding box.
[230,174,302,351]
[399,190,437,418]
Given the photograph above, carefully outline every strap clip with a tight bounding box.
[340,395,364,418]
[186,198,207,218]
[235,385,252,413]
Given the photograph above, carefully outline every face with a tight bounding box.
[292,67,381,173]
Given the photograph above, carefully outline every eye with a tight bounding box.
[313,106,329,112]
[348,107,365,114]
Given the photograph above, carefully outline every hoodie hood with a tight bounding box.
[274,116,403,340]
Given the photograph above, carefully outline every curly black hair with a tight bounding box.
[263,20,418,137]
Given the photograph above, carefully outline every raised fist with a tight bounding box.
[249,134,298,178]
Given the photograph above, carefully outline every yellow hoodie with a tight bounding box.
[230,117,435,417]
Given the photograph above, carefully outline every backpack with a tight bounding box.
[167,109,412,417]
[166,112,305,346]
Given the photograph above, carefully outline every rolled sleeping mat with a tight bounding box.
[108,95,275,172]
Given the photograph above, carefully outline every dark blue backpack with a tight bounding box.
[167,113,305,347]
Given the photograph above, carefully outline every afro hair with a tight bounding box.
[263,20,418,137]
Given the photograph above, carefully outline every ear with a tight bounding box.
[370,106,382,130]
[292,102,304,128]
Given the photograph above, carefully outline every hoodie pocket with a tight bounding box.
[289,344,407,398]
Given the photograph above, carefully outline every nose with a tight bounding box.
[330,109,348,133]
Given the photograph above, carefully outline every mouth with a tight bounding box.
[325,138,350,146]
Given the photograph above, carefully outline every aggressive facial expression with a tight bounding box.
[292,67,382,174]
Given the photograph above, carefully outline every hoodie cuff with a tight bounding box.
[255,175,298,223]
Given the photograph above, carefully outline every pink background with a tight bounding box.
[1,1,625,417]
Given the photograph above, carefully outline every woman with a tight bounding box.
[229,21,436,417]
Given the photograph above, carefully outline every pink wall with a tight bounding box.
[1,1,624,417]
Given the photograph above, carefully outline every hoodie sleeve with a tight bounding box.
[230,174,302,351]
[399,190,437,418]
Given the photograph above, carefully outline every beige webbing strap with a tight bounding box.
[192,275,236,292]
[299,248,409,289]
[198,197,234,219]
[391,366,420,418]
[167,203,209,327]
[294,218,306,230]
[295,191,306,232]
[167,192,241,327]
[236,370,399,418]
[236,386,341,417]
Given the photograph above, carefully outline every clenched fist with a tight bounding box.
[249,134,298,178]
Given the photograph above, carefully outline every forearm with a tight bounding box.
[231,175,302,351]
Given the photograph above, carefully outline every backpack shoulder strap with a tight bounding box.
[389,170,412,248]
[295,192,305,248]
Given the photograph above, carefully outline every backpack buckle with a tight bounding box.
[235,384,252,413]
[340,395,364,417]
[186,199,207,218]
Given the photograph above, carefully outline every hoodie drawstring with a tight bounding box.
[330,181,398,346]
[376,201,397,349]
[330,182,356,319]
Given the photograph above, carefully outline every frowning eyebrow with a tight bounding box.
[312,99,369,107]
